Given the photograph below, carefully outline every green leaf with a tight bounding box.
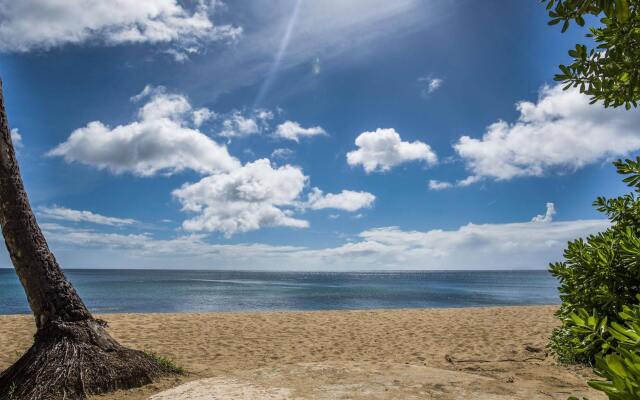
[570,312,586,326]
[588,379,620,394]
[604,354,627,378]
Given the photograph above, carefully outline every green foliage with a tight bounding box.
[551,308,609,363]
[144,351,185,375]
[543,0,640,108]
[590,298,640,398]
[568,297,640,399]
[549,157,640,362]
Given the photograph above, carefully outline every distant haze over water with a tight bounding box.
[0,269,559,314]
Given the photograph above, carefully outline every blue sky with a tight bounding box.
[0,0,636,270]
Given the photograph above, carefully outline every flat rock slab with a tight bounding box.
[149,378,292,400]
[148,361,600,399]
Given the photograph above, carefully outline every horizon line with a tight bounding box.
[0,267,552,273]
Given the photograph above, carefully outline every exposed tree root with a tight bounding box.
[0,319,176,400]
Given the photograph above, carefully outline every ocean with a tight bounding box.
[0,269,559,314]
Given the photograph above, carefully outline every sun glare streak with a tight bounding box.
[253,0,303,107]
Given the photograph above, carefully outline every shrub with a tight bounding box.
[551,308,609,364]
[549,157,640,363]
[568,296,640,400]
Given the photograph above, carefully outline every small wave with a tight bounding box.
[181,279,305,287]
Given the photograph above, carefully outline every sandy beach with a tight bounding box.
[0,306,604,399]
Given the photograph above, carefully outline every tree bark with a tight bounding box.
[0,79,174,399]
[0,80,91,330]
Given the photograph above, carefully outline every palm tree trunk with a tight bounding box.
[0,79,173,399]
[0,79,91,328]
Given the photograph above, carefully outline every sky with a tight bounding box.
[0,0,636,270]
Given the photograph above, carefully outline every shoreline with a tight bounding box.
[0,302,562,317]
[0,267,554,271]
[0,306,602,399]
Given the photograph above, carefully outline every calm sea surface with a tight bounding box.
[0,269,559,314]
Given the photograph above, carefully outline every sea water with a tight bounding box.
[0,269,559,314]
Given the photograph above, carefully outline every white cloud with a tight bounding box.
[271,148,295,160]
[347,128,437,173]
[256,110,274,121]
[456,175,482,187]
[10,128,22,148]
[171,159,374,236]
[419,77,443,96]
[172,159,309,237]
[428,78,443,93]
[454,85,640,184]
[532,202,556,223]
[316,217,607,269]
[275,120,327,142]
[220,112,260,138]
[427,176,482,191]
[26,204,608,270]
[306,188,375,212]
[428,180,453,191]
[36,222,308,269]
[38,206,137,226]
[164,48,190,63]
[0,0,242,56]
[163,46,201,62]
[47,88,372,236]
[48,86,240,176]
[219,110,273,138]
[192,107,217,127]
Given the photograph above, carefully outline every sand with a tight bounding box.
[0,306,605,399]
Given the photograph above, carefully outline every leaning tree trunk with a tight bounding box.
[0,79,173,399]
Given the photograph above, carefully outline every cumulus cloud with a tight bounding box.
[531,202,556,223]
[454,85,640,184]
[171,159,376,236]
[30,204,608,270]
[172,159,309,237]
[38,206,137,226]
[48,87,374,236]
[48,86,240,176]
[10,128,22,148]
[220,112,259,138]
[306,188,375,212]
[0,0,242,56]
[347,128,437,173]
[275,120,327,142]
[219,110,273,138]
[192,107,217,127]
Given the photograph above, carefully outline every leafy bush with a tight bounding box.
[568,296,640,400]
[542,0,640,109]
[551,308,609,363]
[549,157,640,363]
